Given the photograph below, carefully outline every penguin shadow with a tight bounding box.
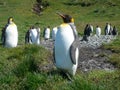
[47,69,74,81]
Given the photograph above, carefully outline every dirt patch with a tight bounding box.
[41,39,116,73]
[78,46,116,72]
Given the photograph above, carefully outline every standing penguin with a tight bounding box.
[112,26,118,36]
[82,24,92,41]
[44,26,50,40]
[25,26,40,45]
[1,17,18,48]
[52,27,58,41]
[84,24,92,37]
[104,23,110,35]
[96,25,101,37]
[54,12,79,76]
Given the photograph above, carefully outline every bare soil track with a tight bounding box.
[41,38,116,73]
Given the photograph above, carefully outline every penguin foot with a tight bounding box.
[66,73,73,81]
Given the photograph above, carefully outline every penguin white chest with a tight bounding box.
[44,28,50,39]
[30,29,40,45]
[96,27,101,36]
[5,24,18,48]
[52,27,58,40]
[106,25,110,35]
[55,24,77,75]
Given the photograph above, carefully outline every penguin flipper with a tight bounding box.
[1,27,6,45]
[69,40,79,64]
[53,47,56,64]
[25,30,30,44]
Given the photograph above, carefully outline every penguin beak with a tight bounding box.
[56,12,65,18]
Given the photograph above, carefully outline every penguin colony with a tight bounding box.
[82,23,118,41]
[0,16,118,77]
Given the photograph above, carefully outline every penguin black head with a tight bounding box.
[8,17,14,24]
[57,12,74,23]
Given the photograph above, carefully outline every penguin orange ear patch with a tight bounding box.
[71,18,74,23]
[10,18,13,21]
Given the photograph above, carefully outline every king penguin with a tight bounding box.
[25,26,40,45]
[44,26,50,40]
[1,17,18,48]
[54,12,79,76]
[104,23,110,35]
[96,25,101,37]
[52,27,58,41]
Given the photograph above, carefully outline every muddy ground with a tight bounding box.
[78,46,115,72]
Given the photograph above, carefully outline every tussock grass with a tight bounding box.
[103,36,120,69]
[87,70,120,90]
[0,45,54,89]
[109,54,120,68]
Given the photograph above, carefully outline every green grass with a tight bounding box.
[0,0,120,90]
[103,36,120,69]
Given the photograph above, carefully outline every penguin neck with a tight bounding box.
[9,22,16,26]
[8,21,15,24]
[60,23,69,27]
[61,22,74,26]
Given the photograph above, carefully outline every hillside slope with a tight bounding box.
[0,0,120,43]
